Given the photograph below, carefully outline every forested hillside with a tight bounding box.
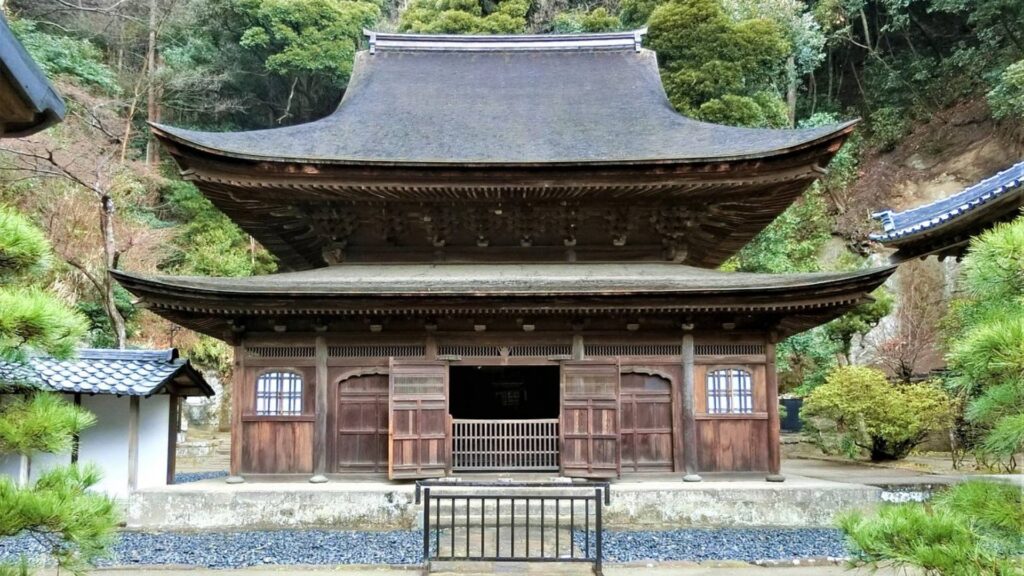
[2,0,1023,389]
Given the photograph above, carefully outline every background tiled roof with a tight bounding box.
[872,160,1024,243]
[0,349,213,397]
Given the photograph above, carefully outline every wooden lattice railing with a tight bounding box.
[451,418,559,471]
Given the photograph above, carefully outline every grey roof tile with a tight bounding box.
[0,349,213,397]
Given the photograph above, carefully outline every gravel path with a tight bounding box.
[0,528,848,567]
[173,470,229,484]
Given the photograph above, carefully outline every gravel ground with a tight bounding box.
[594,529,848,563]
[173,470,229,484]
[1,528,848,567]
[0,531,422,567]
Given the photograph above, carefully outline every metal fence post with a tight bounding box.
[594,486,603,576]
[422,487,431,575]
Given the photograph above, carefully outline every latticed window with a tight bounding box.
[255,371,304,415]
[706,368,753,414]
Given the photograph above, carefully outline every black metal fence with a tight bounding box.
[415,480,611,575]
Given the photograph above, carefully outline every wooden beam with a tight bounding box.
[765,336,784,482]
[681,333,701,481]
[311,336,329,482]
[128,396,140,492]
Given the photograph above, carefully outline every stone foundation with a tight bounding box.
[126,475,881,531]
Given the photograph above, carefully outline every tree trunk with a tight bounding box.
[786,56,797,127]
[18,453,29,487]
[100,195,127,348]
[145,0,161,166]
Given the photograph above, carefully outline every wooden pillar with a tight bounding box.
[128,396,140,492]
[311,336,329,483]
[226,344,245,483]
[765,336,784,482]
[72,393,81,464]
[681,333,701,482]
[571,333,584,360]
[166,394,178,485]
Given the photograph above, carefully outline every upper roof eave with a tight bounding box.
[150,119,858,169]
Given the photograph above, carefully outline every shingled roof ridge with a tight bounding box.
[364,28,647,53]
[77,348,179,363]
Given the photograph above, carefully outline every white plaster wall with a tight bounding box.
[138,395,170,489]
[1,394,172,497]
[78,395,132,498]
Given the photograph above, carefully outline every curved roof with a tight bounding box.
[153,30,854,166]
[0,14,65,137]
[872,160,1024,260]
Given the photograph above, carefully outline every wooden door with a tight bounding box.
[389,360,449,479]
[620,373,674,472]
[561,362,620,478]
[336,374,388,473]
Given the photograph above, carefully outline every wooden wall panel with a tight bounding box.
[238,363,317,474]
[620,373,673,472]
[335,374,389,473]
[696,419,769,472]
[240,421,314,474]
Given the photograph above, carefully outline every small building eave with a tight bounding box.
[0,348,214,398]
[871,160,1024,261]
[0,14,66,137]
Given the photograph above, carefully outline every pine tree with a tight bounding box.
[0,207,118,574]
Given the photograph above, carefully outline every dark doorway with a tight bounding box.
[449,366,560,419]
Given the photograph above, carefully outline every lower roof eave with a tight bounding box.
[113,265,895,342]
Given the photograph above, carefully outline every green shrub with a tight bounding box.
[8,19,119,93]
[867,106,911,152]
[802,366,952,461]
[840,480,1024,576]
[989,59,1024,120]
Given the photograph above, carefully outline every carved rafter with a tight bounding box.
[297,204,360,265]
[509,203,546,247]
[470,206,500,247]
[651,205,697,262]
[605,205,639,247]
[559,201,581,247]
[422,205,456,248]
[372,205,406,246]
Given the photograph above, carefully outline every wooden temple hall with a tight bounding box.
[116,30,895,482]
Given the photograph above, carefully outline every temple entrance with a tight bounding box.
[449,366,560,472]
